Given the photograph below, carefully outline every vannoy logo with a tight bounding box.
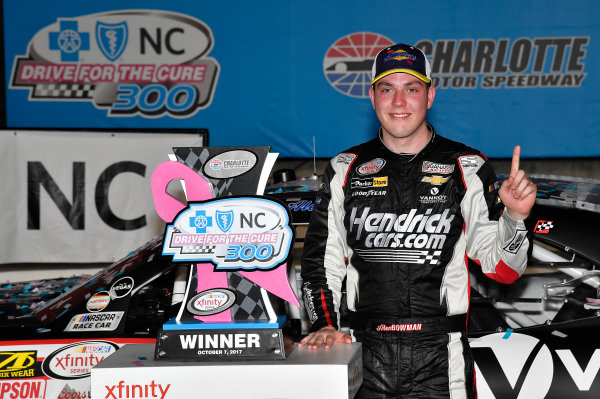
[471,332,600,398]
[471,333,553,398]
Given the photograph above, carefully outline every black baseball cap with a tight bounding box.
[371,43,432,85]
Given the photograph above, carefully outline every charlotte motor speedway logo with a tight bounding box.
[324,33,588,96]
[323,32,394,98]
[10,10,219,118]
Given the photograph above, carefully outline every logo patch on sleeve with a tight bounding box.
[504,229,527,253]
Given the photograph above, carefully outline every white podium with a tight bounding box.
[91,343,362,399]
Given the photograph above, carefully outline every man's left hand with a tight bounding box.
[498,145,537,220]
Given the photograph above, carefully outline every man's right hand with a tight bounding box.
[297,326,352,349]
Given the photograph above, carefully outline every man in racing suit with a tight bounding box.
[298,43,537,398]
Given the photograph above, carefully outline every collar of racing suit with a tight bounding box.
[377,123,438,163]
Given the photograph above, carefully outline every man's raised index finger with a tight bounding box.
[510,145,521,177]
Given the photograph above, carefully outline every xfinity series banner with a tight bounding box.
[0,130,205,264]
[0,338,154,399]
[3,1,599,158]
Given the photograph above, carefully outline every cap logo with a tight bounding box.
[385,50,415,64]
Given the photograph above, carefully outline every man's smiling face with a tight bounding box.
[369,73,435,152]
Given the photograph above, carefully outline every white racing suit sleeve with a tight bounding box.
[459,154,529,283]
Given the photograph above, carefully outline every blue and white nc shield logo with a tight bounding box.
[216,210,234,233]
[96,21,128,61]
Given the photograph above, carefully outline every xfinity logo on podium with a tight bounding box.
[104,381,170,399]
[471,332,600,398]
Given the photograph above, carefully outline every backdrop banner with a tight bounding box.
[0,129,205,264]
[3,0,598,159]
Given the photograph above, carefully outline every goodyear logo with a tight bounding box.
[0,351,37,379]
[422,175,450,185]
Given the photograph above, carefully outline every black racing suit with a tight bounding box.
[301,127,529,398]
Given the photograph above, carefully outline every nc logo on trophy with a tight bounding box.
[151,147,300,361]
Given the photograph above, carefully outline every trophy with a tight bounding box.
[150,146,300,361]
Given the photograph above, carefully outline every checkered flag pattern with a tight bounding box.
[228,272,268,320]
[536,221,554,232]
[425,251,442,265]
[174,148,235,197]
[33,83,94,99]
[181,245,216,254]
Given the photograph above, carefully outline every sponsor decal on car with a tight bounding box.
[286,200,314,212]
[0,339,155,399]
[471,332,600,398]
[110,277,134,299]
[64,312,125,332]
[535,220,554,234]
[58,384,90,399]
[0,351,37,379]
[0,379,46,399]
[85,292,110,312]
[42,341,119,380]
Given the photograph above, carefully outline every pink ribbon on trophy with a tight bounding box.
[151,161,300,322]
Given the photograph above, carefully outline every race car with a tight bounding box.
[0,174,598,398]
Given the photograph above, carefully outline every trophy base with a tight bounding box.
[154,316,294,361]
